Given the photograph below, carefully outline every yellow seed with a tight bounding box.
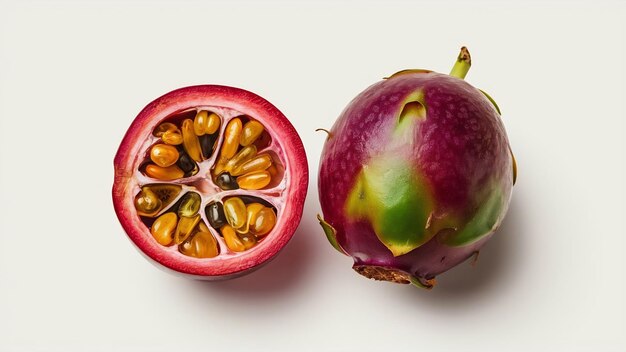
[178,237,194,256]
[178,231,219,258]
[250,207,276,237]
[145,164,184,180]
[155,123,183,145]
[221,118,243,160]
[224,145,257,174]
[237,171,271,190]
[267,164,279,178]
[240,120,265,147]
[193,231,220,258]
[134,188,162,217]
[205,112,221,134]
[231,154,272,176]
[212,118,242,175]
[150,144,179,167]
[193,110,208,136]
[174,214,200,244]
[161,130,183,145]
[181,119,203,162]
[222,225,245,252]
[239,203,264,234]
[153,122,178,137]
[223,197,246,229]
[151,212,178,246]
[238,233,257,250]
[179,221,212,257]
[198,221,210,233]
[246,203,265,222]
[212,158,228,176]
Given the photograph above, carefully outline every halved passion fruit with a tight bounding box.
[113,85,308,279]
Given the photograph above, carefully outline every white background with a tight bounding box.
[1,0,624,351]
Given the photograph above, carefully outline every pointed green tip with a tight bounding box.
[511,150,517,185]
[384,69,433,80]
[479,89,501,115]
[317,214,347,255]
[410,276,436,290]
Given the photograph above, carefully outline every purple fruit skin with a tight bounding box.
[318,72,514,280]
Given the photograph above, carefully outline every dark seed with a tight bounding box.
[177,192,201,217]
[200,133,218,159]
[206,202,227,229]
[176,150,196,175]
[215,172,239,190]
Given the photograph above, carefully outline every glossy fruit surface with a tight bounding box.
[318,48,516,288]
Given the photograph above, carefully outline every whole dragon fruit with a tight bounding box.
[318,47,516,289]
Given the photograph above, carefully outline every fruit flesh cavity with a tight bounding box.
[134,109,285,258]
[113,85,308,279]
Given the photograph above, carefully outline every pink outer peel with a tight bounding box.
[318,69,514,287]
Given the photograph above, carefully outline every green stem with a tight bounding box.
[449,46,471,79]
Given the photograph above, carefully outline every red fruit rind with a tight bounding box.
[318,69,514,286]
[113,85,308,279]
